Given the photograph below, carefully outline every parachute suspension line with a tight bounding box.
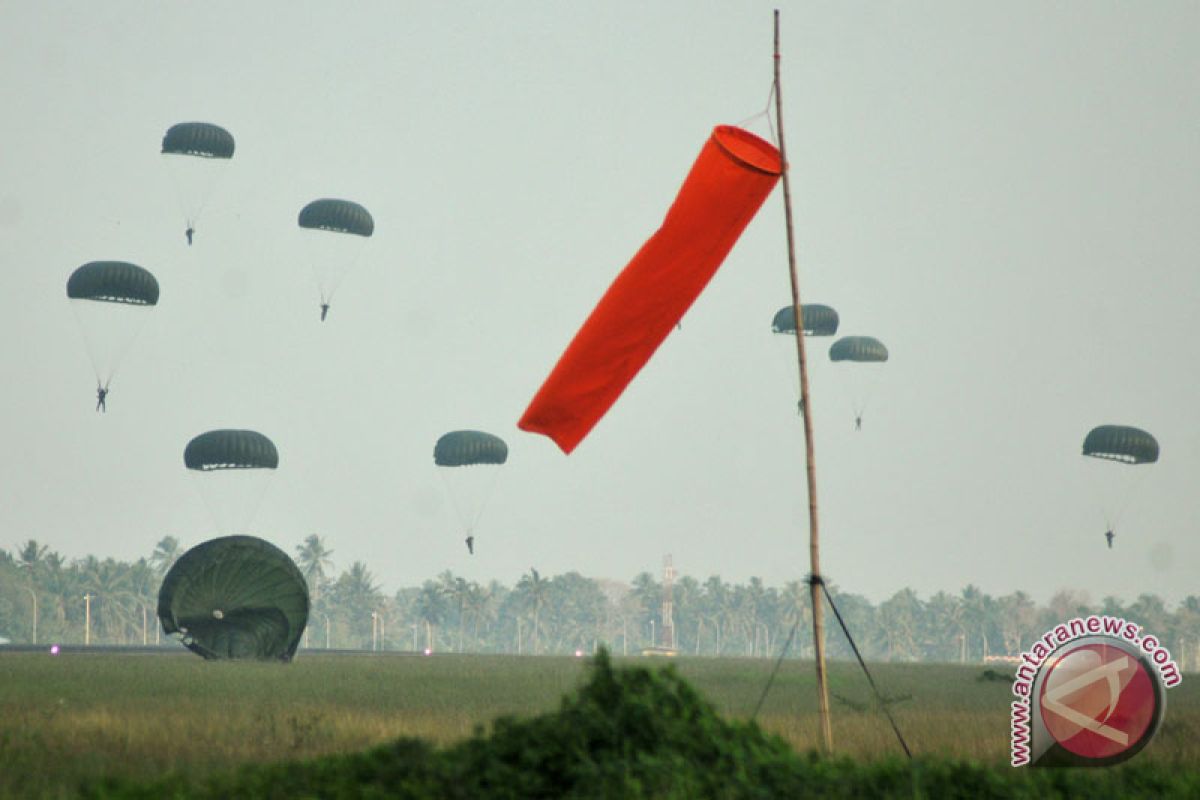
[437,467,504,539]
[1099,464,1153,533]
[311,260,334,307]
[774,10,833,755]
[816,576,913,760]
[307,243,368,310]
[164,153,228,235]
[68,297,153,394]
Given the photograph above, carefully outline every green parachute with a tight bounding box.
[184,430,279,535]
[828,336,889,429]
[66,261,159,404]
[771,304,839,336]
[435,431,508,553]
[161,122,234,245]
[435,430,509,467]
[1082,425,1159,465]
[67,261,160,306]
[298,198,374,237]
[158,535,308,661]
[1081,425,1159,546]
[185,429,280,470]
[161,122,235,159]
[829,336,889,363]
[298,198,374,320]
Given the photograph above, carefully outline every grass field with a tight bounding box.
[1,650,1195,798]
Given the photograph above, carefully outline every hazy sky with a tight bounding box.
[1,2,1196,606]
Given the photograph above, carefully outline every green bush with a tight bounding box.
[84,649,1200,799]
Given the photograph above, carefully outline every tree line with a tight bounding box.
[2,535,1198,671]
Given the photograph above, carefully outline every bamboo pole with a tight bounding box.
[774,8,833,753]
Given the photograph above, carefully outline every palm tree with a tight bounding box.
[16,540,49,573]
[700,576,729,655]
[440,573,471,652]
[465,582,496,650]
[823,589,879,661]
[295,535,334,595]
[149,536,183,579]
[82,558,138,643]
[961,585,998,662]
[127,558,158,645]
[332,562,383,648]
[996,591,1038,655]
[672,575,701,654]
[922,591,964,662]
[415,579,449,651]
[546,572,606,653]
[780,579,812,658]
[1174,596,1200,672]
[878,588,922,661]
[514,568,550,654]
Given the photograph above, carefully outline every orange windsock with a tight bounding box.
[519,126,781,453]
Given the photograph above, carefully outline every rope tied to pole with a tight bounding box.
[819,579,913,760]
[750,618,800,722]
[736,79,779,146]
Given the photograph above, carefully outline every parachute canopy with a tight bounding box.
[161,122,235,159]
[185,430,279,471]
[1083,425,1159,465]
[67,261,159,306]
[772,304,839,336]
[435,430,509,467]
[157,535,308,661]
[298,199,374,237]
[830,336,889,363]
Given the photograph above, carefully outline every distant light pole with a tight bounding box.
[325,615,331,649]
[411,623,418,652]
[650,619,656,649]
[26,587,37,645]
[371,611,379,652]
[83,593,94,646]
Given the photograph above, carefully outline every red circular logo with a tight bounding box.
[1038,641,1157,760]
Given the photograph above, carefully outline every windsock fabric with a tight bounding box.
[519,125,782,454]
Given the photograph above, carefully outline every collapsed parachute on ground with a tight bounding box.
[184,430,279,535]
[771,304,839,336]
[435,431,508,548]
[829,335,889,363]
[158,535,308,661]
[67,261,159,391]
[1082,425,1159,465]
